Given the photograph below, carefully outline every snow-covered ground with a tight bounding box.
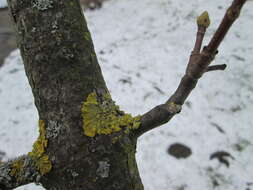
[0,0,253,189]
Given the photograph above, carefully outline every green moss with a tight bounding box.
[91,52,96,58]
[81,92,141,137]
[112,135,122,144]
[69,1,75,7]
[28,120,52,175]
[84,32,92,42]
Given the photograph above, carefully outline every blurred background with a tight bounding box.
[0,0,253,189]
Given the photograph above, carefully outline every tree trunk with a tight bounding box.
[0,0,247,189]
[5,0,143,189]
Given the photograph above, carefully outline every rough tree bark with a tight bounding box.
[0,0,247,189]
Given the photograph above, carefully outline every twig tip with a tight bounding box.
[197,11,211,28]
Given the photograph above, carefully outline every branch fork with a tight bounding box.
[137,0,247,137]
[0,0,248,188]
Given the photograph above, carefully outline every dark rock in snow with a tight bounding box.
[168,143,192,159]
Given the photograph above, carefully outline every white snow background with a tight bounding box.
[0,0,253,189]
[0,0,6,8]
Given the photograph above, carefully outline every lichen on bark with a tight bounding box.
[32,0,54,11]
[10,157,25,181]
[28,120,52,175]
[81,92,141,137]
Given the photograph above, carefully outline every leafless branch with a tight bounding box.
[135,0,247,137]
[206,0,246,53]
[206,64,227,72]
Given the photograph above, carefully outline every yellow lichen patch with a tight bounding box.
[10,158,24,180]
[29,120,48,158]
[28,120,52,175]
[197,11,210,28]
[81,92,141,137]
[166,102,181,113]
[35,155,52,175]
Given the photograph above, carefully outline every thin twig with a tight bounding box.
[168,0,247,105]
[207,0,247,53]
[206,64,227,72]
[193,11,210,53]
[135,0,247,137]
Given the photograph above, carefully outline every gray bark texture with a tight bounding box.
[0,0,247,189]
[2,0,143,189]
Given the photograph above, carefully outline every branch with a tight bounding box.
[134,103,181,136]
[0,155,39,190]
[206,0,246,53]
[135,0,247,137]
[206,64,227,72]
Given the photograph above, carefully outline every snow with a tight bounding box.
[0,0,253,189]
[0,0,7,8]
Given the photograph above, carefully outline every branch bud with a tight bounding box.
[197,11,210,28]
